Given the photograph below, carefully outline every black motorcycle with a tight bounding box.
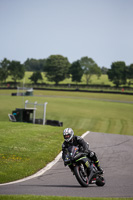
[64,146,105,187]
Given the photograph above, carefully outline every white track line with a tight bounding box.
[0,131,90,186]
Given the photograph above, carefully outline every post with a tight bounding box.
[17,87,19,96]
[25,100,28,109]
[43,102,48,125]
[33,101,37,124]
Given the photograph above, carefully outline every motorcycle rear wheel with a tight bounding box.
[74,165,89,187]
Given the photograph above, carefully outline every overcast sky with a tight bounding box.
[0,0,133,68]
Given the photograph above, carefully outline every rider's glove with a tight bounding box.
[64,158,69,166]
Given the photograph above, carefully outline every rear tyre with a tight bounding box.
[96,175,105,186]
[74,165,89,187]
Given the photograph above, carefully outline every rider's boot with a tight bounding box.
[95,160,104,174]
[88,151,104,174]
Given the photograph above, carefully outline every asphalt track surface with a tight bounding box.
[0,132,133,197]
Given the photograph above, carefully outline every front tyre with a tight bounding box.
[96,175,105,186]
[74,165,89,187]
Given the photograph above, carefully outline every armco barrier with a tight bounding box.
[0,87,133,95]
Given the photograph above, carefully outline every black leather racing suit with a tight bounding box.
[62,135,99,165]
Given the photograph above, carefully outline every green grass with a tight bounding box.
[33,89,133,102]
[7,72,124,87]
[0,90,133,184]
[1,89,133,102]
[7,73,113,85]
[0,91,133,135]
[0,122,65,183]
[0,196,132,200]
[5,72,133,87]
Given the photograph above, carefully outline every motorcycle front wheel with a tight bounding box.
[74,165,89,187]
[96,175,105,186]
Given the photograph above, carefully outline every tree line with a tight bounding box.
[0,55,133,87]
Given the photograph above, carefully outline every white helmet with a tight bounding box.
[63,128,74,142]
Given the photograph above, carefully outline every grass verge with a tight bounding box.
[0,121,83,183]
[0,195,132,200]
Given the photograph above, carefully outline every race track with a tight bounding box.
[0,132,133,197]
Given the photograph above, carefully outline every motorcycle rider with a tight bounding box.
[62,128,104,174]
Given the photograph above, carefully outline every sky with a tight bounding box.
[0,0,133,68]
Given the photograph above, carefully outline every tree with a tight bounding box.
[29,72,43,84]
[101,66,108,74]
[127,64,133,85]
[69,60,83,84]
[8,61,25,82]
[44,55,70,85]
[107,61,127,87]
[0,58,10,82]
[24,58,46,71]
[80,57,101,84]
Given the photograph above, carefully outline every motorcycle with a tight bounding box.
[64,146,105,187]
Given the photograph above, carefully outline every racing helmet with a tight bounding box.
[63,128,74,142]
